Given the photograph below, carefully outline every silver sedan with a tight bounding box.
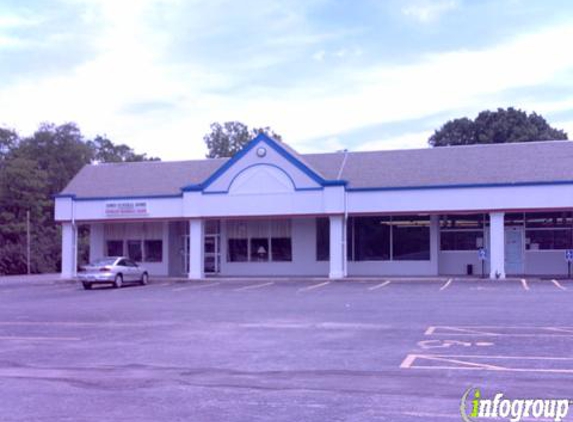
[78,257,149,290]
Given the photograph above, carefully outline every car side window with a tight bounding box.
[127,260,138,267]
[117,259,128,267]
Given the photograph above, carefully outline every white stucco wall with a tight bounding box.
[347,184,573,214]
[525,251,570,276]
[439,252,489,276]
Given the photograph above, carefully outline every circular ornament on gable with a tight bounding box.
[256,147,267,157]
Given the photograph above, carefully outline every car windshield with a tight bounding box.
[90,258,118,267]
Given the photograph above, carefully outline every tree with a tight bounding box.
[0,122,159,275]
[88,135,160,163]
[0,157,51,274]
[429,108,568,147]
[0,127,18,163]
[204,121,282,158]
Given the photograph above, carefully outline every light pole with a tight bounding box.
[26,210,31,275]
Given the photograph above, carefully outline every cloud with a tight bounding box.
[312,50,326,61]
[0,35,25,49]
[553,119,573,139]
[0,1,573,159]
[0,11,44,50]
[0,13,43,29]
[354,131,433,152]
[402,0,459,23]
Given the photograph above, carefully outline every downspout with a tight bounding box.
[343,184,348,276]
[71,198,77,277]
[337,150,349,277]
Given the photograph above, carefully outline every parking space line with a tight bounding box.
[521,278,530,291]
[234,281,274,291]
[400,353,573,374]
[0,336,81,341]
[425,326,436,335]
[399,353,418,369]
[439,278,453,291]
[551,279,567,291]
[367,281,391,291]
[187,282,221,290]
[423,325,573,337]
[297,281,331,292]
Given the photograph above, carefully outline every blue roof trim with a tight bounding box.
[322,180,348,186]
[203,186,324,195]
[181,133,347,192]
[346,180,573,192]
[53,193,76,199]
[182,184,203,192]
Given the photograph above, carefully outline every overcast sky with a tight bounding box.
[1,0,572,160]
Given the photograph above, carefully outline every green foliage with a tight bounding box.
[204,121,282,158]
[88,135,160,163]
[0,122,157,275]
[429,108,568,147]
[0,127,18,162]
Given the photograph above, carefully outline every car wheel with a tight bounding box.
[82,282,92,290]
[114,274,123,289]
[140,272,149,286]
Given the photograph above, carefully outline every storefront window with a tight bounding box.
[441,231,483,250]
[440,214,484,229]
[106,240,123,257]
[228,239,248,262]
[352,216,391,261]
[270,219,292,262]
[392,216,430,260]
[526,212,573,250]
[250,238,269,261]
[144,240,163,262]
[342,215,430,261]
[227,219,292,263]
[316,218,329,261]
[272,238,292,261]
[127,240,143,262]
[440,214,485,251]
[526,212,573,228]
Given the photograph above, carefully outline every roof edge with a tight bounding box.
[181,133,345,192]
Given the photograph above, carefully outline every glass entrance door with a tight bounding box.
[505,226,524,275]
[204,220,221,274]
[180,220,221,275]
[181,234,189,276]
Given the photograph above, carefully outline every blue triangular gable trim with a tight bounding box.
[181,133,347,192]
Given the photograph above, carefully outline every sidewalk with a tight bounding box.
[0,273,63,286]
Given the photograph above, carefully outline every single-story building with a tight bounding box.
[55,134,573,279]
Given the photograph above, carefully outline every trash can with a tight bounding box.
[466,264,474,275]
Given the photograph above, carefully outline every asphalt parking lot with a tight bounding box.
[0,276,572,422]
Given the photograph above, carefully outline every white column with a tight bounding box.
[329,215,346,279]
[489,212,505,279]
[430,215,440,275]
[89,223,105,264]
[61,222,77,279]
[188,219,204,279]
